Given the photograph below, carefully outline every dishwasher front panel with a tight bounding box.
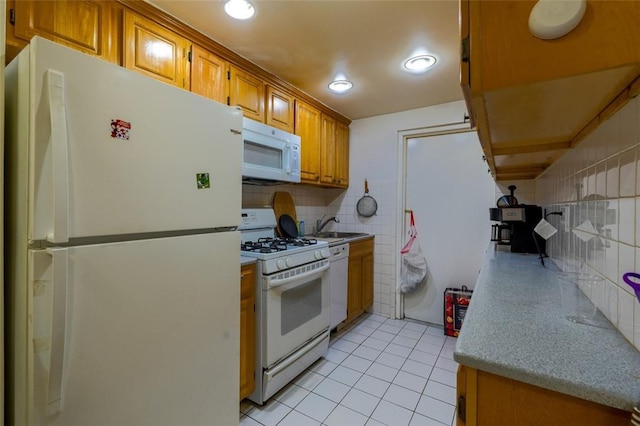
[329,244,349,329]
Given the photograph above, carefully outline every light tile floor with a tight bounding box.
[240,313,458,426]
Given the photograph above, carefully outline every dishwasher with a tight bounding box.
[329,243,349,330]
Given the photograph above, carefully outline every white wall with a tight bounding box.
[537,95,640,350]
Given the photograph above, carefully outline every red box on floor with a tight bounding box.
[443,286,472,337]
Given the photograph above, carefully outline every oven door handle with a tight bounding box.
[265,330,329,381]
[267,262,330,290]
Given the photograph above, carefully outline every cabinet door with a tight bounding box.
[123,10,191,89]
[11,0,120,64]
[456,365,472,426]
[190,44,227,104]
[458,366,629,426]
[335,121,350,188]
[265,86,295,133]
[295,100,322,183]
[361,251,374,309]
[320,114,337,185]
[239,264,255,400]
[229,65,265,121]
[346,238,375,324]
[459,0,475,128]
[347,256,363,323]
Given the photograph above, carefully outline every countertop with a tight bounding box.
[313,233,373,247]
[453,248,640,411]
[240,256,256,266]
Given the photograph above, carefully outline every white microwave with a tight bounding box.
[242,118,301,184]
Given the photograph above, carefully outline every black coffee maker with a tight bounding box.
[489,186,544,254]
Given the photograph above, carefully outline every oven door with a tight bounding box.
[262,260,330,368]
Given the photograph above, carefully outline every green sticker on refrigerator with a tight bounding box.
[196,173,210,189]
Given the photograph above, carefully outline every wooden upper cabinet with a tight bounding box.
[295,100,322,184]
[319,114,349,188]
[471,1,640,93]
[335,121,350,188]
[9,0,120,64]
[190,44,227,104]
[319,114,337,185]
[265,86,295,133]
[123,10,191,89]
[459,0,473,127]
[229,65,265,121]
[464,1,640,181]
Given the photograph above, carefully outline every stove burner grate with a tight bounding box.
[240,237,319,253]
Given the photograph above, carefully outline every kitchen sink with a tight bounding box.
[313,232,367,239]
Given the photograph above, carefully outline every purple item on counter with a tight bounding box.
[622,272,640,303]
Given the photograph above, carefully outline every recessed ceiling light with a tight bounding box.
[224,0,256,20]
[328,80,353,93]
[403,55,437,72]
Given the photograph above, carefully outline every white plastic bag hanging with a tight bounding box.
[398,211,428,293]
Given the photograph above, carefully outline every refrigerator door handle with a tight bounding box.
[46,247,68,415]
[46,69,70,244]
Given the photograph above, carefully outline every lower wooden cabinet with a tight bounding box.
[240,263,256,400]
[456,365,630,426]
[346,237,374,324]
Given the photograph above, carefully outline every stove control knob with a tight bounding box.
[286,257,293,267]
[315,249,328,259]
[277,259,286,270]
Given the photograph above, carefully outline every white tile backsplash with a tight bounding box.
[619,290,635,342]
[619,149,636,197]
[538,95,640,350]
[605,158,618,198]
[618,197,635,246]
[243,176,398,317]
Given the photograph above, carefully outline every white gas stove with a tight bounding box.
[240,208,329,274]
[240,208,331,405]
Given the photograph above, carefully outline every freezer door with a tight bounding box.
[28,233,240,426]
[12,37,242,241]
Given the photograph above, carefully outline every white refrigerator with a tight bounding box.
[5,37,243,426]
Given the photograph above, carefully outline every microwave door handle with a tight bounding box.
[284,142,291,175]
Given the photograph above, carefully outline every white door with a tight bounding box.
[16,37,242,241]
[403,131,494,324]
[30,232,240,426]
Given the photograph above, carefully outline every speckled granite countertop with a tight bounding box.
[453,248,640,411]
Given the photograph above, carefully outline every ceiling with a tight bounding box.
[146,0,465,120]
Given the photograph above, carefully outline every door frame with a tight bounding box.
[394,120,474,319]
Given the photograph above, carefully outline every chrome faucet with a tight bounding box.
[316,215,340,234]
